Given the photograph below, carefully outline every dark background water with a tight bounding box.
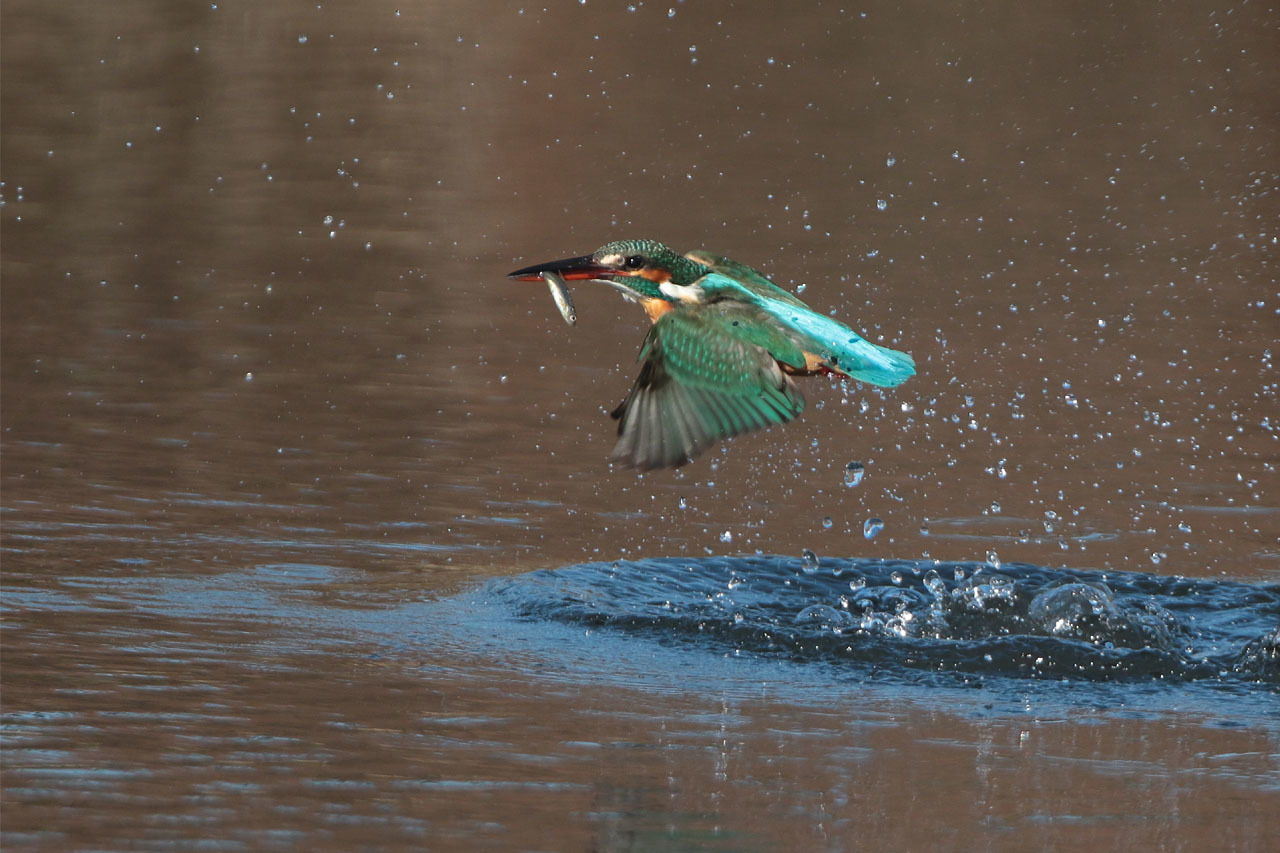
[3,1,1278,849]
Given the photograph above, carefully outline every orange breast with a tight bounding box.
[641,298,675,324]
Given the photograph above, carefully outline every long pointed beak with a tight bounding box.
[508,254,614,281]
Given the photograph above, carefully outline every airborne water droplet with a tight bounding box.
[863,517,884,539]
[844,461,866,487]
[801,549,820,573]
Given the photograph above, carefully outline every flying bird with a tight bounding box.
[509,239,914,470]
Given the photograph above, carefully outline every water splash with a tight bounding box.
[492,556,1280,685]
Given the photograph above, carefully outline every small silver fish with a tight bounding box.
[542,270,577,326]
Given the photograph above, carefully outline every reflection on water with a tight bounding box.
[3,0,1278,848]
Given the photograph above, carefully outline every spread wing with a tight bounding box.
[609,303,807,470]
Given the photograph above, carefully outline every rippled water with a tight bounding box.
[495,557,1280,690]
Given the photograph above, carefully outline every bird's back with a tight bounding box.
[683,249,810,308]
[684,249,915,388]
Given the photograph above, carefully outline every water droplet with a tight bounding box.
[1150,551,1166,565]
[990,501,1001,514]
[844,461,865,487]
[800,549,820,574]
[886,155,896,167]
[986,550,1001,569]
[244,372,253,382]
[919,521,930,536]
[923,569,946,598]
[863,517,884,539]
[822,516,833,529]
[890,570,903,585]
[848,575,866,591]
[794,604,847,629]
[298,34,308,44]
[719,530,732,543]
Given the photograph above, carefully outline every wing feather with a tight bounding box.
[609,304,806,469]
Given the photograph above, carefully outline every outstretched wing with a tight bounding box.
[610,303,807,470]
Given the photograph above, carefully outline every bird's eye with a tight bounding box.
[623,255,645,270]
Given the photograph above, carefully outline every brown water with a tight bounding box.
[3,1,1278,849]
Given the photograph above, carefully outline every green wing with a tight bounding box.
[610,303,807,470]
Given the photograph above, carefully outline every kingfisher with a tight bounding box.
[509,239,915,470]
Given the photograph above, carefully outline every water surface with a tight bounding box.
[3,1,1277,849]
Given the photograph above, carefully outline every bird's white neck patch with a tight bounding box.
[659,281,704,303]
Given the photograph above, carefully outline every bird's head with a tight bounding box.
[509,239,708,302]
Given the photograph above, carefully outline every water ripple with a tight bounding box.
[492,556,1280,685]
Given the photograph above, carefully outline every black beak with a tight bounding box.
[508,254,614,281]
